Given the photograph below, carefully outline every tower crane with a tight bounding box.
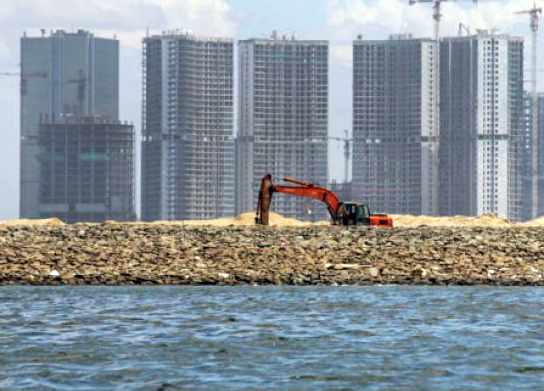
[1,70,48,143]
[409,0,478,40]
[329,129,352,184]
[0,70,48,96]
[457,22,471,36]
[65,69,87,117]
[410,1,480,216]
[516,3,542,219]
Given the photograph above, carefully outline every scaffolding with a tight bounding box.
[439,32,525,221]
[141,32,235,221]
[236,35,329,221]
[38,116,135,223]
[352,36,439,216]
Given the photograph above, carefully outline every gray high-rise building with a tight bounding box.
[439,31,524,220]
[352,34,439,216]
[20,29,119,218]
[521,92,544,221]
[141,31,235,221]
[236,33,328,221]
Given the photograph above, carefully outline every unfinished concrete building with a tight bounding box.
[236,33,328,221]
[521,92,544,220]
[352,34,439,216]
[440,31,524,220]
[38,116,135,223]
[20,29,119,219]
[141,31,235,221]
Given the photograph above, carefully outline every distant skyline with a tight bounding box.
[0,0,540,220]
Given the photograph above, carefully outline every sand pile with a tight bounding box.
[518,216,544,227]
[390,213,511,227]
[0,218,64,226]
[5,212,544,228]
[233,212,328,227]
[102,212,326,227]
[176,212,540,228]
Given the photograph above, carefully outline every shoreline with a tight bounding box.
[1,223,544,286]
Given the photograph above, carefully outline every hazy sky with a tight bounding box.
[0,0,539,220]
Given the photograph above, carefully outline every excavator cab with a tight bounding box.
[338,202,370,226]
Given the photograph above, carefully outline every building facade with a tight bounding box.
[38,116,135,223]
[236,33,329,221]
[20,29,119,218]
[352,34,439,216]
[521,92,544,221]
[440,31,524,220]
[141,31,235,221]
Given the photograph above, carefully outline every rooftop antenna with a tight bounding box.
[516,2,543,219]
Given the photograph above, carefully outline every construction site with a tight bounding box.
[37,115,135,223]
[4,3,543,226]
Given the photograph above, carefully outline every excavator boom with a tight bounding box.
[272,185,340,221]
[282,177,315,187]
[255,174,340,224]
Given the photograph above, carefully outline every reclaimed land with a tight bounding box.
[1,216,544,286]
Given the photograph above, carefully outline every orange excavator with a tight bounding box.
[255,174,393,227]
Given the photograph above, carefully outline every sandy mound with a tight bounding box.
[391,213,511,227]
[140,212,326,227]
[517,216,544,227]
[234,212,326,227]
[154,211,517,228]
[8,212,544,228]
[0,218,65,226]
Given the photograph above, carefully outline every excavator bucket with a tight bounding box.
[256,174,274,225]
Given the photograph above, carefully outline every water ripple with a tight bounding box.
[1,286,543,390]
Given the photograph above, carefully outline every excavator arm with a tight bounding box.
[256,174,341,225]
[272,185,340,220]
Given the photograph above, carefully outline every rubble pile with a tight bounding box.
[1,224,544,285]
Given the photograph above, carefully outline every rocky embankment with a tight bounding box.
[1,223,544,286]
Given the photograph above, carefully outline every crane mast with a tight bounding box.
[329,130,352,184]
[409,0,479,217]
[409,0,478,40]
[516,3,542,219]
[343,129,351,184]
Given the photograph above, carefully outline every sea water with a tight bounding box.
[1,286,543,390]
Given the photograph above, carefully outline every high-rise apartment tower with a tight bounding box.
[20,29,119,218]
[440,31,524,220]
[521,92,544,220]
[236,33,328,220]
[352,34,439,216]
[141,31,235,221]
